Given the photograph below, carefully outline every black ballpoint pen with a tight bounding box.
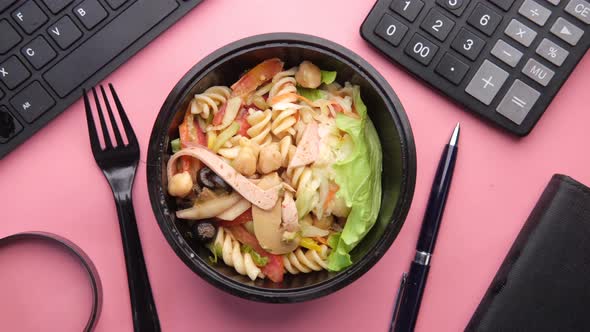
[390,123,460,332]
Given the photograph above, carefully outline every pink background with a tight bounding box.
[1,0,589,331]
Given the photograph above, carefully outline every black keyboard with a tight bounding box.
[361,0,589,136]
[0,0,203,159]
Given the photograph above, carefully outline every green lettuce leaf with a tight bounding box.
[297,87,328,101]
[327,86,383,271]
[207,243,222,264]
[242,245,268,267]
[321,70,337,85]
[171,138,181,153]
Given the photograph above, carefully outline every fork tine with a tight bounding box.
[109,83,137,144]
[83,89,102,153]
[92,87,113,149]
[100,85,124,146]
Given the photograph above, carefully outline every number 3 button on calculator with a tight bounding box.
[361,0,589,136]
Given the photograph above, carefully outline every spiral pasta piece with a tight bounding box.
[278,136,296,168]
[246,109,272,146]
[283,245,330,274]
[190,86,232,119]
[214,227,264,281]
[271,108,297,138]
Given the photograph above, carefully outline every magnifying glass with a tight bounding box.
[0,232,102,332]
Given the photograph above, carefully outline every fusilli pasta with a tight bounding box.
[283,245,330,274]
[214,227,264,281]
[190,86,231,119]
[246,109,272,146]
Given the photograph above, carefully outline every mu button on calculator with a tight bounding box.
[361,0,590,136]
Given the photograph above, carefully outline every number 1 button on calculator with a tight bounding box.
[361,0,589,136]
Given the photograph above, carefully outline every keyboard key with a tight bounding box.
[45,0,179,97]
[565,0,590,24]
[47,16,83,49]
[550,17,584,45]
[12,1,48,34]
[451,28,485,60]
[491,39,523,67]
[522,58,555,86]
[10,81,55,123]
[0,106,22,143]
[404,33,439,65]
[518,0,552,26]
[420,8,455,41]
[547,0,561,5]
[21,36,56,69]
[106,0,128,9]
[435,0,471,16]
[496,80,540,125]
[488,0,515,11]
[536,38,569,66]
[505,19,537,46]
[41,0,75,14]
[0,19,21,54]
[467,3,502,36]
[375,14,409,47]
[391,0,424,22]
[0,56,30,89]
[74,0,108,29]
[435,52,470,84]
[0,0,18,13]
[465,60,509,105]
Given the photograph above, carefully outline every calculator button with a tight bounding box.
[41,0,75,14]
[375,14,409,46]
[391,0,424,22]
[21,36,57,69]
[47,16,83,50]
[536,38,569,66]
[547,0,561,5]
[0,56,30,89]
[436,0,471,16]
[496,80,540,125]
[11,1,48,34]
[467,3,502,36]
[518,0,552,26]
[522,58,555,86]
[404,33,439,65]
[465,60,509,105]
[504,19,537,46]
[0,88,4,99]
[565,0,590,24]
[420,8,455,41]
[435,52,470,84]
[0,106,22,143]
[488,0,515,11]
[9,81,55,123]
[550,17,584,45]
[451,28,485,60]
[73,0,108,29]
[0,20,22,55]
[491,39,523,67]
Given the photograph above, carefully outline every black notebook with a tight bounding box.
[466,174,590,332]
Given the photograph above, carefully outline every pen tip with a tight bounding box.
[449,123,460,146]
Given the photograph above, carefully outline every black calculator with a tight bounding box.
[361,0,589,136]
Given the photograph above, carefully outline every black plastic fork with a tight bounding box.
[83,84,160,332]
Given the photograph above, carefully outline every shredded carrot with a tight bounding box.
[323,184,340,210]
[315,237,328,245]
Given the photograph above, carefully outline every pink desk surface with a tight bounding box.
[1,0,589,331]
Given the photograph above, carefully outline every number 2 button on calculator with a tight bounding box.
[361,0,589,136]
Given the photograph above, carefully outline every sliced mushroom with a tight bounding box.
[288,121,319,169]
[252,173,300,255]
[167,145,279,210]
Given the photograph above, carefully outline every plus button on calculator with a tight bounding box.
[361,0,590,136]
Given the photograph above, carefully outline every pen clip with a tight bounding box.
[390,272,408,331]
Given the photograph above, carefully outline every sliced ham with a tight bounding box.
[167,145,279,210]
[288,121,319,169]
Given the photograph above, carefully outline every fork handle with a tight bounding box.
[114,193,161,332]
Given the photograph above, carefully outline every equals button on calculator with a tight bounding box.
[361,0,590,136]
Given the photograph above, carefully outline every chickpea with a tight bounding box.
[233,145,257,176]
[258,143,282,174]
[168,172,193,197]
[295,61,322,89]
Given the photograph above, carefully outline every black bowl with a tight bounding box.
[146,33,416,303]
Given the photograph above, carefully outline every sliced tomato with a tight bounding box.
[236,108,251,137]
[231,58,284,97]
[177,109,204,174]
[227,225,285,283]
[217,209,252,227]
[212,103,226,126]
